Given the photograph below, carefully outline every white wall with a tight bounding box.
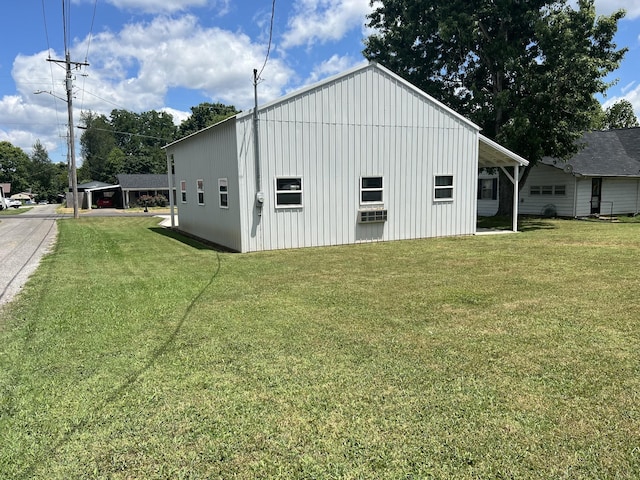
[168,119,243,251]
[519,164,576,217]
[601,178,640,216]
[236,65,480,252]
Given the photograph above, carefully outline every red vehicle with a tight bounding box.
[96,197,114,208]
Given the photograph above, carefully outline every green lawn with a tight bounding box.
[1,217,639,479]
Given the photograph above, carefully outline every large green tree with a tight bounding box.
[80,111,116,183]
[110,109,177,176]
[29,140,65,202]
[177,102,240,139]
[79,109,178,182]
[364,0,626,214]
[0,141,31,194]
[600,99,639,130]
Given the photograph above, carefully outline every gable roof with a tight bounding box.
[117,174,173,190]
[236,62,481,131]
[541,128,640,177]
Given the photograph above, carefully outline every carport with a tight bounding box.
[478,134,529,232]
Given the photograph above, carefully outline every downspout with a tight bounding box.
[253,69,264,214]
[166,153,176,228]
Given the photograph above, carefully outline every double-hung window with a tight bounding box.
[197,179,205,205]
[218,178,228,208]
[360,177,383,204]
[477,178,497,200]
[180,180,187,203]
[275,177,302,207]
[434,175,454,201]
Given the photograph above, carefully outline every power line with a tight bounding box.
[257,0,276,81]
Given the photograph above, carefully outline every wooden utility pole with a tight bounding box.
[47,54,89,219]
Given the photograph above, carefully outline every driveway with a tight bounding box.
[0,204,66,308]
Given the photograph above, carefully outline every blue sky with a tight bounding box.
[0,0,638,164]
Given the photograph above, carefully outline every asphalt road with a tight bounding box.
[0,204,65,308]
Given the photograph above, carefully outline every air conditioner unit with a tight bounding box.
[358,209,388,223]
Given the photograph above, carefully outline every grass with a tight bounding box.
[0,207,32,215]
[1,217,639,478]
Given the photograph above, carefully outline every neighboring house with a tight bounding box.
[164,62,528,253]
[117,174,176,207]
[477,128,640,218]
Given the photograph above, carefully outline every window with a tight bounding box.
[434,175,454,200]
[275,177,302,207]
[180,180,187,203]
[477,178,497,200]
[530,185,566,196]
[197,179,204,205]
[360,176,383,204]
[218,178,228,208]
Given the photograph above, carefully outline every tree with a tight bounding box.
[601,99,639,130]
[178,102,240,139]
[110,109,177,175]
[30,140,57,201]
[364,0,627,214]
[0,141,31,194]
[80,111,117,182]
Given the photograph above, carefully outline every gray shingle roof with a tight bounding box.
[541,127,640,176]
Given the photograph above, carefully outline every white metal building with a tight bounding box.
[165,63,527,252]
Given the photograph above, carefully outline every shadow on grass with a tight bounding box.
[477,215,558,232]
[149,226,234,252]
[18,248,222,479]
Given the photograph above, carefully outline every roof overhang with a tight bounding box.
[85,184,120,192]
[479,134,529,168]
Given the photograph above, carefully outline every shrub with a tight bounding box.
[134,194,167,208]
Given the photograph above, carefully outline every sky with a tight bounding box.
[0,0,639,164]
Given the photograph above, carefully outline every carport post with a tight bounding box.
[513,164,520,232]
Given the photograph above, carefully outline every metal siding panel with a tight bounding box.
[169,120,243,251]
[240,64,483,251]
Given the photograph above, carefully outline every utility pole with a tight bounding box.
[47,53,89,219]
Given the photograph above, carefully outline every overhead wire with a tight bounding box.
[41,0,66,153]
[79,0,98,113]
[257,0,277,82]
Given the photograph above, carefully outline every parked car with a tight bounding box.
[96,197,114,208]
[6,199,21,208]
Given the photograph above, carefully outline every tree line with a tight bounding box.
[0,102,239,201]
[79,102,239,184]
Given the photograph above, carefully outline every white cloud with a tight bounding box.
[281,0,373,49]
[75,0,214,15]
[1,14,296,155]
[304,54,365,84]
[594,0,640,19]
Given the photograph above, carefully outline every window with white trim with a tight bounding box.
[360,176,383,204]
[530,185,565,196]
[434,175,454,200]
[180,180,187,203]
[275,177,302,207]
[197,179,204,205]
[218,178,228,208]
[477,178,497,200]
